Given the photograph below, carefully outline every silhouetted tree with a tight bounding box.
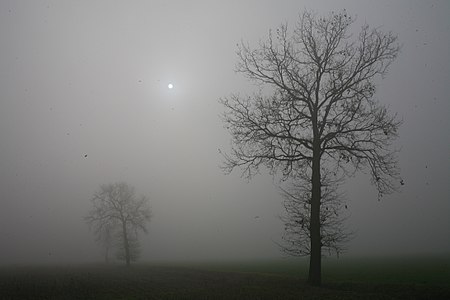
[279,169,353,258]
[220,10,401,286]
[85,182,151,266]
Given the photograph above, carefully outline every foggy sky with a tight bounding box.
[0,0,449,264]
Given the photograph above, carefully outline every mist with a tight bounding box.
[0,0,449,267]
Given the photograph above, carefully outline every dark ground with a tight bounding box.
[1,260,450,300]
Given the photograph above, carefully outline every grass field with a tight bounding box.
[192,255,450,284]
[1,255,449,299]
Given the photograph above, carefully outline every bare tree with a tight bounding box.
[96,222,114,263]
[220,10,401,286]
[85,182,152,266]
[279,169,352,258]
[115,230,141,263]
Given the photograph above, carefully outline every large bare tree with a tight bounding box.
[85,182,152,266]
[220,10,401,286]
[279,169,352,258]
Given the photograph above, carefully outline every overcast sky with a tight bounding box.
[0,0,449,264]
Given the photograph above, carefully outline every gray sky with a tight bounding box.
[0,0,449,264]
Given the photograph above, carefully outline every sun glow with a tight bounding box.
[168,83,174,89]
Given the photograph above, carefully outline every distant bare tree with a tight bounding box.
[279,169,353,258]
[85,182,151,266]
[95,222,114,263]
[220,10,401,286]
[115,230,141,263]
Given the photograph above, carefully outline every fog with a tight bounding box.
[0,0,449,265]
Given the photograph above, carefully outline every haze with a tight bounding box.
[0,0,449,265]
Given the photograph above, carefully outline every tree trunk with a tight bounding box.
[308,142,322,286]
[122,222,131,266]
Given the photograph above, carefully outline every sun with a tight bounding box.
[168,83,174,89]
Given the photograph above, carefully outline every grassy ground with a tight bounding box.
[1,255,449,299]
[191,255,450,285]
